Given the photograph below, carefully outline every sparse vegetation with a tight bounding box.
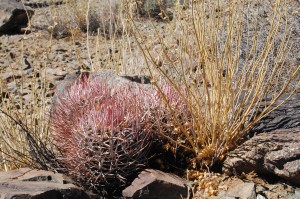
[0,61,57,171]
[43,0,121,38]
[0,0,299,197]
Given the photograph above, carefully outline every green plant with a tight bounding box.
[129,0,300,167]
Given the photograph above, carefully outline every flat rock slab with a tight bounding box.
[24,0,64,8]
[122,169,192,199]
[0,0,34,35]
[227,182,256,199]
[223,127,300,186]
[250,93,300,134]
[0,168,92,199]
[211,182,256,199]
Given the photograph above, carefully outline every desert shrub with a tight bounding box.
[50,75,155,194]
[129,0,300,167]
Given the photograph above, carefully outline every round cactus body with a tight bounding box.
[50,75,155,194]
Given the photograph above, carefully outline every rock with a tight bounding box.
[0,168,93,199]
[1,70,23,83]
[0,0,34,35]
[293,189,300,199]
[52,70,153,106]
[23,58,32,70]
[210,177,299,199]
[210,195,236,199]
[223,127,300,186]
[250,93,300,134]
[122,169,192,199]
[209,191,237,199]
[121,74,151,84]
[256,194,266,199]
[262,183,298,199]
[44,68,69,77]
[7,81,17,92]
[24,0,64,8]
[211,181,256,199]
[256,185,268,194]
[52,44,68,52]
[227,182,256,199]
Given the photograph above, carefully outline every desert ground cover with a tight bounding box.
[0,0,299,198]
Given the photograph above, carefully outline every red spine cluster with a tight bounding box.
[50,77,155,193]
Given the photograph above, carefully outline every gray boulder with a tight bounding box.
[227,182,256,199]
[52,70,152,106]
[0,168,94,199]
[250,92,300,134]
[223,92,300,186]
[223,127,300,186]
[0,0,34,35]
[211,182,256,199]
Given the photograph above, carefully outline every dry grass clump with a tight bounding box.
[187,170,222,197]
[0,65,58,171]
[44,0,122,38]
[129,0,300,167]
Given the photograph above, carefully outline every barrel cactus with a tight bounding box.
[50,74,155,195]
